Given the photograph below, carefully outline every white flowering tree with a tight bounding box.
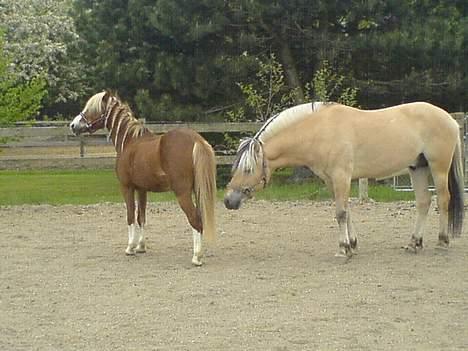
[0,32,46,132]
[0,0,87,116]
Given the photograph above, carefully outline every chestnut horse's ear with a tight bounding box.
[102,91,110,104]
[101,91,111,110]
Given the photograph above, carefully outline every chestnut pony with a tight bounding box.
[224,102,464,258]
[70,91,216,265]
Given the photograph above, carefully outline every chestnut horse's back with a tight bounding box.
[160,128,217,241]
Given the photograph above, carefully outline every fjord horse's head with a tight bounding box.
[224,138,270,210]
[70,91,111,135]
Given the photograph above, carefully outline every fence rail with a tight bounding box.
[0,121,262,170]
[1,115,466,195]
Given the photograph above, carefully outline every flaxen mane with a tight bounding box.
[232,102,332,173]
[83,91,149,152]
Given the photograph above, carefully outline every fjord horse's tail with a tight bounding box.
[193,140,217,242]
[448,137,464,237]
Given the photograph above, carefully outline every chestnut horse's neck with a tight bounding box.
[104,98,150,154]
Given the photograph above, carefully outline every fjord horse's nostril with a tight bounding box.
[224,191,242,210]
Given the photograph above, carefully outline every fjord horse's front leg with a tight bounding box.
[121,185,138,255]
[175,192,204,266]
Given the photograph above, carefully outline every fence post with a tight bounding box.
[79,135,85,157]
[359,178,369,202]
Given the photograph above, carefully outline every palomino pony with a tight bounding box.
[224,102,464,258]
[70,91,216,265]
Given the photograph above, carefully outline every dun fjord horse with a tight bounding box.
[224,102,464,258]
[70,91,216,265]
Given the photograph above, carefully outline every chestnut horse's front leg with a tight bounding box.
[121,185,138,255]
[136,190,147,253]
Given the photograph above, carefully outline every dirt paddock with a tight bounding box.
[1,199,467,350]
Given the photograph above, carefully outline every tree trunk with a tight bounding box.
[277,37,305,104]
[277,37,314,182]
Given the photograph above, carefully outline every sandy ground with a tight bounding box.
[1,199,467,351]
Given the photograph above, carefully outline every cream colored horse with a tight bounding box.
[224,102,464,258]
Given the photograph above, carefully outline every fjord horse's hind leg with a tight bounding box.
[406,166,431,252]
[347,210,358,253]
[121,185,139,255]
[175,191,204,266]
[431,161,452,248]
[330,171,353,258]
[136,189,147,253]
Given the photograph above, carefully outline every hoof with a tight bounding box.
[192,256,203,266]
[404,237,423,254]
[135,245,146,253]
[125,247,136,256]
[350,237,358,250]
[336,242,353,259]
[436,240,449,250]
[437,234,449,249]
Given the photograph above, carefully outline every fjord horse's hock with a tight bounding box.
[70,91,216,265]
[224,102,464,258]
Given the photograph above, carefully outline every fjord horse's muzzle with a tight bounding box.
[224,190,243,210]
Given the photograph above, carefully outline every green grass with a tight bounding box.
[0,170,175,206]
[0,169,414,206]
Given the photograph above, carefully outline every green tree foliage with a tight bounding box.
[342,0,467,109]
[73,0,256,121]
[305,61,358,107]
[0,34,47,125]
[70,0,466,123]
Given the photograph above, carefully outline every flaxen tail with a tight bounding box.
[192,140,217,242]
[448,137,464,237]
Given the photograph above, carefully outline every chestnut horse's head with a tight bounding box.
[224,138,270,210]
[70,91,111,135]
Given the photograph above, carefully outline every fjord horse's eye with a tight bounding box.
[242,187,251,196]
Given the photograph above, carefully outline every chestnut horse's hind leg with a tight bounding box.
[136,190,147,253]
[175,191,204,266]
[121,185,139,255]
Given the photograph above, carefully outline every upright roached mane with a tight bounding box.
[84,91,148,152]
[225,100,464,258]
[232,102,331,173]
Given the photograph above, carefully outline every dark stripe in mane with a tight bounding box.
[232,102,333,174]
[253,113,279,140]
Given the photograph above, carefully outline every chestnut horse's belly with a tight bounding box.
[117,141,172,193]
[131,157,171,192]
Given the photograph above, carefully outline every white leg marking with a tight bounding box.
[191,229,203,266]
[136,225,146,253]
[125,224,137,255]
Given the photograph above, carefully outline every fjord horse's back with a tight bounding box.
[160,128,217,241]
[312,102,461,180]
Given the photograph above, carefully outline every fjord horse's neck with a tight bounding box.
[262,130,313,174]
